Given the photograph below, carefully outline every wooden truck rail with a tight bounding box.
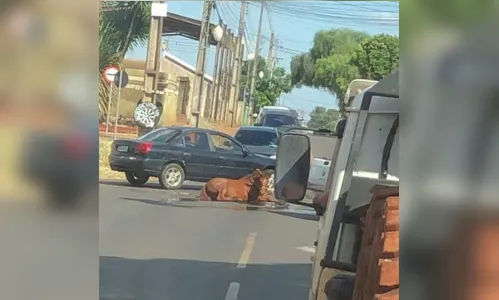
[324,185,399,300]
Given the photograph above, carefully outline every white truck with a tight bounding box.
[274,71,399,300]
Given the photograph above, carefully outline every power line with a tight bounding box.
[264,3,274,33]
[216,2,239,30]
[249,2,398,28]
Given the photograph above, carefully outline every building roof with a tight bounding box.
[164,52,213,82]
[123,53,213,83]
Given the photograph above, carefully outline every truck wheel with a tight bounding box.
[324,274,355,300]
[158,163,185,189]
[125,172,149,186]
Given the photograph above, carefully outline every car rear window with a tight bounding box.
[263,114,298,127]
[235,130,278,146]
[137,128,180,142]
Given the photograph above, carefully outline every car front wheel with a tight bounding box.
[125,172,150,186]
[158,163,185,189]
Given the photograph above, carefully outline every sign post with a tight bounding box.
[102,65,119,134]
[112,70,129,140]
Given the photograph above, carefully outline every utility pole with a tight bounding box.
[267,32,275,70]
[209,25,223,120]
[222,29,234,122]
[214,24,228,122]
[140,1,165,136]
[187,0,213,127]
[247,1,265,122]
[230,0,247,126]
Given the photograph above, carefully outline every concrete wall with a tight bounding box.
[122,57,213,124]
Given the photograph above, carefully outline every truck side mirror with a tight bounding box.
[274,133,311,203]
[335,119,347,139]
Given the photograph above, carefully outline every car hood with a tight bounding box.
[245,145,277,156]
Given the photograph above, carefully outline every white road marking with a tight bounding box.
[225,282,240,300]
[295,246,316,254]
[237,232,257,268]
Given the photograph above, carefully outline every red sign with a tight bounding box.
[102,65,119,84]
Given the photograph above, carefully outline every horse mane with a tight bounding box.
[246,176,262,202]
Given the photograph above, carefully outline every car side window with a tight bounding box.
[184,132,211,151]
[209,133,243,155]
[171,135,186,148]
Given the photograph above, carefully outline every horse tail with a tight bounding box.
[199,185,210,201]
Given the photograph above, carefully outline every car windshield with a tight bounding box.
[137,128,179,142]
[264,114,298,127]
[235,130,278,146]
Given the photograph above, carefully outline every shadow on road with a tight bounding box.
[119,196,319,222]
[99,180,202,191]
[100,256,311,300]
[268,210,319,221]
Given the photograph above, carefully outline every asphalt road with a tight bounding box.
[99,180,319,300]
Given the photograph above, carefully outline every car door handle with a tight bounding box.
[182,152,191,157]
[218,156,228,160]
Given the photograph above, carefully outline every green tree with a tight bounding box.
[240,57,292,110]
[99,1,151,118]
[290,29,399,114]
[350,34,399,80]
[307,106,340,131]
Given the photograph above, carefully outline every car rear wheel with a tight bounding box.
[263,169,275,195]
[125,172,150,186]
[159,163,185,189]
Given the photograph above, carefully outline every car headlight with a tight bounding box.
[270,154,276,159]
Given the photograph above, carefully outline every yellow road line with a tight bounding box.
[236,232,257,268]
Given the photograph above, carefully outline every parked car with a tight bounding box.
[254,107,299,132]
[22,117,98,206]
[108,126,276,191]
[234,126,279,158]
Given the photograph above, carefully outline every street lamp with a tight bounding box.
[258,71,264,79]
[247,53,255,60]
[212,25,224,42]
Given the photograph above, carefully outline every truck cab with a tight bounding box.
[273,71,399,300]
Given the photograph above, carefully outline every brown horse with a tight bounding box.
[199,169,272,203]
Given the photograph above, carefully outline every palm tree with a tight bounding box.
[99,1,151,120]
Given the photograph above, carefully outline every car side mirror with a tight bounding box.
[335,118,347,139]
[242,149,250,157]
[274,133,311,203]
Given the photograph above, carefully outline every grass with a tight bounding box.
[99,134,134,180]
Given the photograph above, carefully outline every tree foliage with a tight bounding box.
[290,29,399,114]
[351,34,399,81]
[99,2,151,118]
[307,106,341,131]
[240,57,292,109]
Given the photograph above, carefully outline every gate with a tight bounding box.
[177,77,190,116]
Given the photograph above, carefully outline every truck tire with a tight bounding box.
[324,274,355,300]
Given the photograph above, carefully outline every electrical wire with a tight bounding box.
[264,3,275,34]
[248,1,398,28]
[216,2,239,30]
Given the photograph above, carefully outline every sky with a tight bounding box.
[126,1,399,120]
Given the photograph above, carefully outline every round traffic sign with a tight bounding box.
[102,65,119,84]
[113,70,129,88]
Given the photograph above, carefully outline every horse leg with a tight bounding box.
[217,188,228,201]
[199,185,210,201]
